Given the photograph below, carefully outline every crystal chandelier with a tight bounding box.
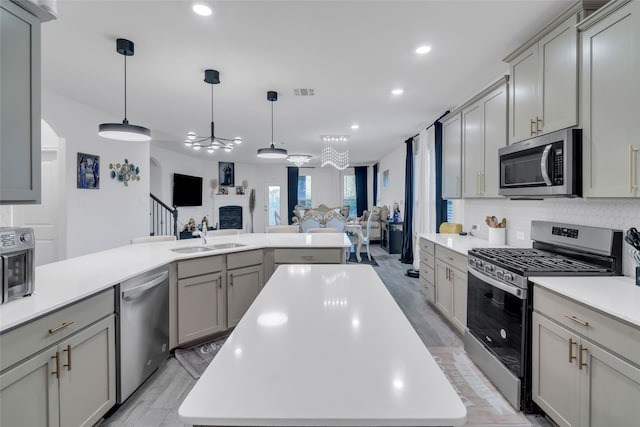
[321,136,349,170]
[184,69,242,154]
[286,154,311,167]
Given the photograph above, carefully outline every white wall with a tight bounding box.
[42,90,149,258]
[460,198,640,277]
[377,144,406,218]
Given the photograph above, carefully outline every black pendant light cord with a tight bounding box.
[123,55,128,124]
[271,101,275,148]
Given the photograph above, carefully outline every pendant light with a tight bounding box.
[257,91,288,159]
[98,38,151,141]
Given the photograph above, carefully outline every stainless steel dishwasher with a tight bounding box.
[116,264,170,403]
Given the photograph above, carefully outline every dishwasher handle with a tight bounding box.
[121,271,169,301]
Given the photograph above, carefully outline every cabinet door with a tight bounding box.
[0,2,41,204]
[0,346,60,427]
[582,1,640,197]
[532,313,580,427]
[227,265,264,328]
[58,315,116,427]
[578,339,640,427]
[509,44,539,143]
[450,268,467,334]
[442,112,462,199]
[434,260,452,318]
[178,272,226,344]
[462,103,483,198]
[481,84,507,197]
[539,14,578,134]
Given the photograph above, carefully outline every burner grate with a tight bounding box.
[471,248,609,274]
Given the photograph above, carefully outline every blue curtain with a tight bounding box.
[400,137,414,264]
[372,163,378,206]
[354,166,368,216]
[434,121,447,231]
[287,167,299,225]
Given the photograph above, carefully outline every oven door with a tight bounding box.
[467,267,527,378]
[2,249,34,303]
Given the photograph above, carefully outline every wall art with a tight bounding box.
[219,161,234,187]
[77,152,100,189]
[109,159,140,186]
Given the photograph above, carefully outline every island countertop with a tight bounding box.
[0,233,350,333]
[178,264,467,426]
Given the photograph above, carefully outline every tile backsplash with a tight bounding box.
[457,198,640,277]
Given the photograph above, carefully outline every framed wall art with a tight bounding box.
[77,152,100,189]
[219,162,235,187]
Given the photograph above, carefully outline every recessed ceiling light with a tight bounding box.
[351,124,359,130]
[192,3,213,16]
[415,45,432,54]
[392,88,404,95]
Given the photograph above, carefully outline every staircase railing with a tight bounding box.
[150,193,178,238]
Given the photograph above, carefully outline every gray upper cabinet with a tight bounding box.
[442,112,462,199]
[580,0,640,198]
[0,1,53,205]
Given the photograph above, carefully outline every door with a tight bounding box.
[582,1,639,197]
[579,339,640,427]
[265,184,282,226]
[177,273,226,344]
[442,112,462,199]
[12,147,62,265]
[58,315,116,427]
[0,345,60,427]
[532,313,579,427]
[227,265,264,328]
[450,267,467,334]
[482,84,507,197]
[462,103,482,198]
[509,44,539,143]
[435,260,452,318]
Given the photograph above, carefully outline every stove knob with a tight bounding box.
[476,260,484,269]
[504,273,514,282]
[468,259,475,267]
[484,265,494,273]
[496,270,504,279]
[19,233,32,243]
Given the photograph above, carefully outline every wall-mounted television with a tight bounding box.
[173,173,203,207]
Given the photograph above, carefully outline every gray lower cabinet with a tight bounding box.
[418,238,435,303]
[434,246,467,335]
[177,272,226,345]
[532,285,640,427]
[227,265,264,328]
[0,315,116,427]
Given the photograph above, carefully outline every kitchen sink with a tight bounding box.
[206,243,246,250]
[170,246,215,254]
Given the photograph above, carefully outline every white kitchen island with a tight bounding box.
[179,264,466,426]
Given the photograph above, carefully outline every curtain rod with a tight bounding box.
[425,110,451,131]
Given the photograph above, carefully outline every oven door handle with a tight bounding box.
[1,255,8,302]
[540,145,553,186]
[468,267,526,299]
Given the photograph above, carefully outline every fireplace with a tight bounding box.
[219,206,242,229]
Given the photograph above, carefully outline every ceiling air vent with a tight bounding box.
[294,88,315,96]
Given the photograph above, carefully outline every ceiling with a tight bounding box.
[41,0,572,166]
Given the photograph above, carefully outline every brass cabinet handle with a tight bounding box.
[569,338,577,364]
[579,344,588,370]
[63,345,72,371]
[564,314,589,327]
[51,352,60,378]
[530,118,536,136]
[301,255,314,260]
[536,116,543,134]
[218,274,222,288]
[48,321,74,334]
[445,267,449,280]
[229,275,233,286]
[629,144,639,193]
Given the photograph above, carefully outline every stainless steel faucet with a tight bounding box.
[195,228,208,245]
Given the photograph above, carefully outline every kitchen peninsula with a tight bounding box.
[179,264,467,426]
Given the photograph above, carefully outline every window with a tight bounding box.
[297,176,312,207]
[268,185,281,226]
[446,200,453,223]
[343,175,357,216]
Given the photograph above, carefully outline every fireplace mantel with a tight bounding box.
[212,194,250,231]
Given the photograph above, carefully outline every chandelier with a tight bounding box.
[321,135,349,170]
[184,69,242,153]
[286,154,311,167]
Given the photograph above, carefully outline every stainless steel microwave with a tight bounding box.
[498,128,582,198]
[1,227,35,304]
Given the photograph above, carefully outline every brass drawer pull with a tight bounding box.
[568,338,577,363]
[530,118,536,136]
[51,352,60,378]
[579,344,588,370]
[48,321,74,334]
[564,315,589,327]
[536,116,543,134]
[63,345,72,371]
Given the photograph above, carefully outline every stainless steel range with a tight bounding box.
[464,221,622,412]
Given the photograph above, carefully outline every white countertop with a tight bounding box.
[0,233,351,333]
[418,233,513,255]
[530,276,640,328]
[179,264,466,426]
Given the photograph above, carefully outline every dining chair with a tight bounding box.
[308,227,340,233]
[300,212,323,232]
[324,211,347,232]
[131,235,177,244]
[266,225,300,233]
[360,213,374,261]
